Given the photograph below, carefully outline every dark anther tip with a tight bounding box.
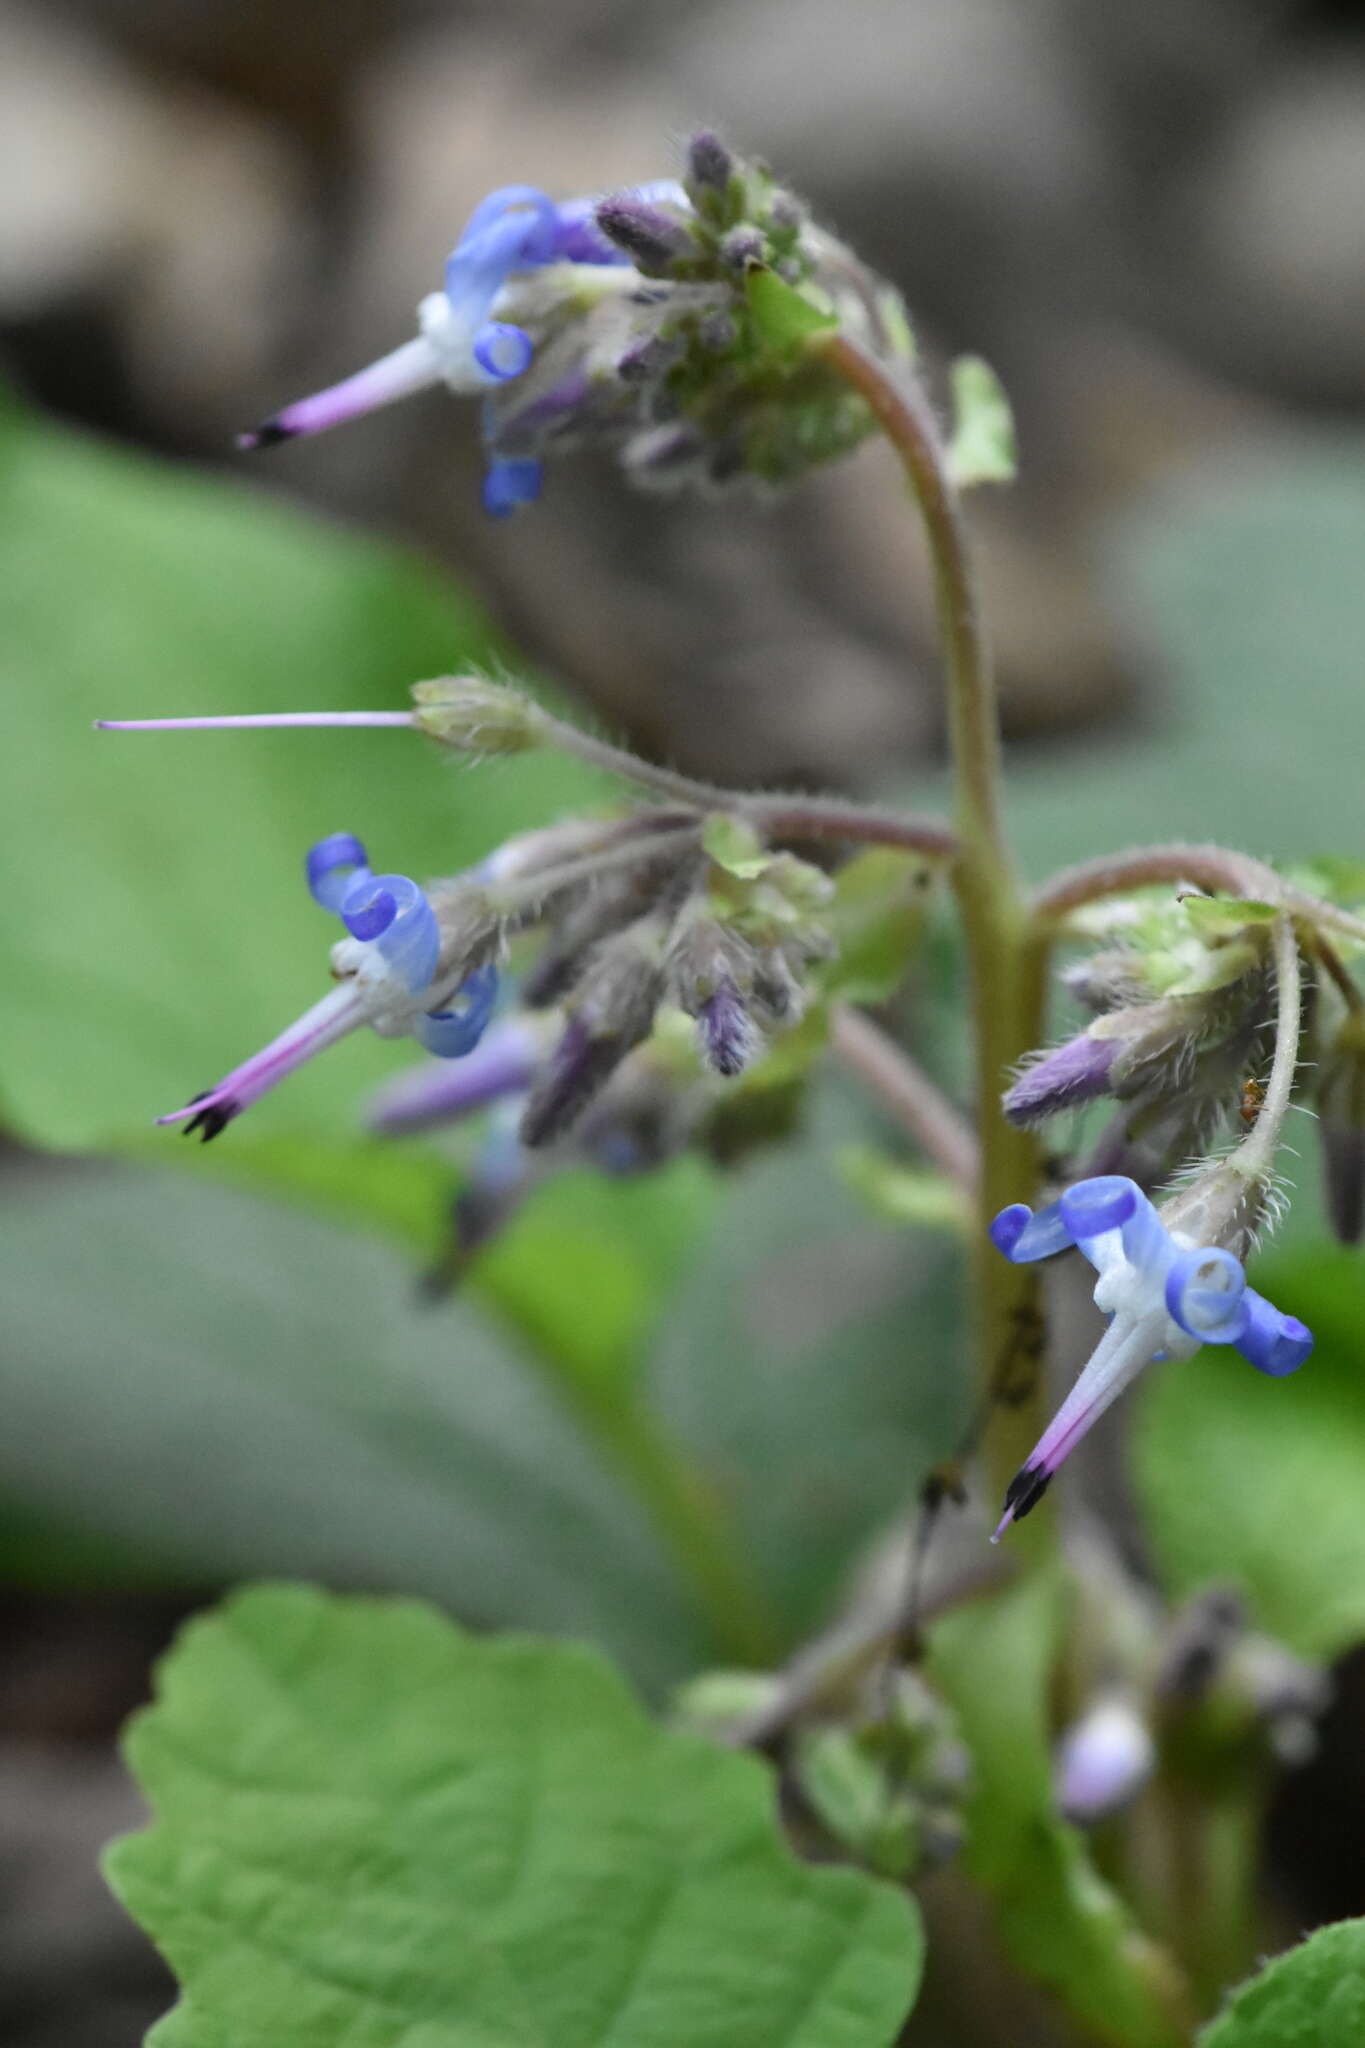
[237,419,295,452]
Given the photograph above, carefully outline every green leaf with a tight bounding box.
[649,1092,967,1637]
[945,356,1017,488]
[930,1571,1190,2048]
[0,401,607,1177]
[0,1163,707,1688]
[702,810,771,878]
[744,267,838,348]
[1199,1918,1365,2046]
[824,847,937,1004]
[1179,898,1278,936]
[1135,1236,1365,1662]
[107,1582,923,2048]
[996,436,1365,874]
[837,1144,968,1233]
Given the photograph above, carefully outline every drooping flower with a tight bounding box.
[160,833,500,1140]
[988,1173,1312,1538]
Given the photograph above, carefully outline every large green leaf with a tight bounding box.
[930,1571,1190,2048]
[0,400,608,1165]
[1134,1232,1365,1662]
[0,1163,709,1688]
[649,1091,967,1638]
[107,1582,923,2048]
[1199,1918,1365,2046]
[1003,436,1365,871]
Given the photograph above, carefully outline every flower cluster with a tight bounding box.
[240,134,911,513]
[1003,893,1279,1176]
[158,810,834,1180]
[988,1172,1311,1538]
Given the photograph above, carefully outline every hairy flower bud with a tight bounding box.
[410,675,543,754]
[520,925,664,1147]
[1003,1032,1120,1123]
[686,131,735,194]
[665,913,764,1077]
[594,194,695,274]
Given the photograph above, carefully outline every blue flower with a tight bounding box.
[989,1174,1312,1537]
[161,834,499,1141]
[237,179,687,513]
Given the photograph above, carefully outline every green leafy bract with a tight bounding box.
[945,356,1017,488]
[107,1582,924,2048]
[1199,1918,1365,2046]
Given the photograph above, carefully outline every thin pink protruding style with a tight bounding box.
[97,712,414,732]
[156,985,362,1129]
[237,336,442,447]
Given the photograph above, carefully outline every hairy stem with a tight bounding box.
[1033,840,1365,950]
[1232,913,1302,1181]
[830,1003,979,1190]
[526,704,964,860]
[817,328,1044,1511]
[484,823,702,914]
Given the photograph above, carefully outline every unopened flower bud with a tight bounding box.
[1317,1008,1365,1244]
[666,914,763,1077]
[1055,1695,1156,1822]
[685,131,734,194]
[720,225,766,272]
[1003,1032,1120,1124]
[520,927,664,1147]
[595,193,694,274]
[410,675,543,754]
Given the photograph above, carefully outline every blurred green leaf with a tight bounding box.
[837,1144,968,1233]
[649,1094,966,1637]
[474,1157,715,1401]
[1000,437,1365,872]
[0,402,608,1167]
[824,848,936,1004]
[108,1582,923,2048]
[1198,1918,1365,2046]
[1135,1237,1365,1661]
[0,1163,708,1689]
[945,357,1017,489]
[930,1571,1189,2048]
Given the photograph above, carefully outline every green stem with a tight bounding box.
[601,1398,782,1667]
[817,328,1045,1511]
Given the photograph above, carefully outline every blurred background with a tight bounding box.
[3,2,1365,2042]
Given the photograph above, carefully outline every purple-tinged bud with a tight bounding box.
[1003,1032,1120,1126]
[365,1016,543,1135]
[686,132,734,193]
[522,855,682,1009]
[719,226,766,272]
[698,979,760,1078]
[520,930,664,1148]
[594,195,693,274]
[1055,1696,1156,1823]
[665,914,763,1078]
